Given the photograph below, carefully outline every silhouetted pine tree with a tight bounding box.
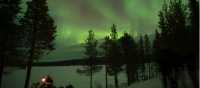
[108,24,123,88]
[156,2,169,87]
[20,0,56,88]
[187,0,199,87]
[152,29,161,77]
[77,30,101,88]
[137,35,146,81]
[0,0,21,87]
[100,36,111,88]
[188,0,199,49]
[156,3,171,87]
[157,0,188,88]
[119,33,138,85]
[144,34,151,60]
[143,34,152,79]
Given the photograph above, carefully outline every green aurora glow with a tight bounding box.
[20,0,185,60]
[47,0,163,44]
[41,0,163,60]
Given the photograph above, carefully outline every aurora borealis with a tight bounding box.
[48,0,163,43]
[21,0,187,61]
[40,0,164,61]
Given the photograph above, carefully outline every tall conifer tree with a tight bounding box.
[77,30,101,88]
[157,0,188,88]
[20,0,56,88]
[0,0,21,87]
[108,24,122,88]
[188,0,199,87]
[100,36,111,88]
[119,33,138,85]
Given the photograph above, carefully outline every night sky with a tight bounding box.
[41,0,164,61]
[19,0,168,61]
[47,0,163,42]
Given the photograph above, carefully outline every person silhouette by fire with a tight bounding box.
[40,75,54,88]
[31,75,55,88]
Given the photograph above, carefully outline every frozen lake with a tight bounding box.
[2,66,127,88]
[2,65,194,88]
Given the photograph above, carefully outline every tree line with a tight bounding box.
[81,0,199,88]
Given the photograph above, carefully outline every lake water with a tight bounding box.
[2,66,127,88]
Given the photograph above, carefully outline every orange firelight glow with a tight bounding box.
[41,78,46,83]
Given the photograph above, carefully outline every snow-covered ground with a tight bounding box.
[2,66,127,88]
[2,65,194,88]
[128,67,194,88]
[127,77,163,88]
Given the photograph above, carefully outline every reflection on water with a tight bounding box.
[2,66,127,88]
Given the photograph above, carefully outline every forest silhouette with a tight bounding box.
[0,0,199,88]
